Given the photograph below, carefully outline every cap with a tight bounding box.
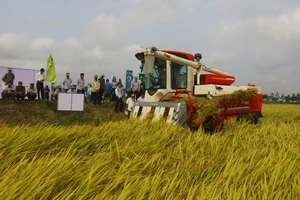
[100,73,105,77]
[106,78,109,81]
[40,68,45,72]
[58,85,62,88]
[1,76,4,79]
[134,76,138,79]
[80,73,84,75]
[8,67,12,70]
[94,75,98,77]
[66,72,70,75]
[71,85,75,89]
[113,76,116,79]
[131,94,135,97]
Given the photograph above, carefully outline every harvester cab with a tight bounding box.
[132,47,263,131]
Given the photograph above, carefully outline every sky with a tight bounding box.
[0,0,300,95]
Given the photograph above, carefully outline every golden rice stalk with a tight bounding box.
[182,88,258,126]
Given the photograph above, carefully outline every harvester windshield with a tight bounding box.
[142,57,166,90]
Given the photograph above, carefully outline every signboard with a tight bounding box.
[57,93,84,111]
[125,70,133,90]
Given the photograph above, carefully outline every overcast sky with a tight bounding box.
[0,0,299,95]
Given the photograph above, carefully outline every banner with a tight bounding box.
[125,70,133,90]
[46,50,56,83]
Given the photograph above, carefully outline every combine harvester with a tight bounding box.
[131,47,262,132]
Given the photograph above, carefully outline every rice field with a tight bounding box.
[0,104,299,199]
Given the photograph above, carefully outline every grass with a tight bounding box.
[0,104,299,199]
[0,100,127,126]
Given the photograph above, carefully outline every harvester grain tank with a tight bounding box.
[132,47,263,131]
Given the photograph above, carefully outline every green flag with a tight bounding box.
[46,50,56,83]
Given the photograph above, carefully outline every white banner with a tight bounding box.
[0,66,54,99]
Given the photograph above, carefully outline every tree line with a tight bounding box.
[263,92,300,104]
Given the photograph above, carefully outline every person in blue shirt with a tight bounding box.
[104,79,112,102]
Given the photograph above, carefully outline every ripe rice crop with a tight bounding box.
[0,104,299,199]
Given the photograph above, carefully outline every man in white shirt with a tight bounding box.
[91,75,100,105]
[1,81,15,100]
[77,73,85,93]
[62,72,72,93]
[126,93,136,118]
[36,68,45,99]
[115,83,124,112]
[137,93,145,102]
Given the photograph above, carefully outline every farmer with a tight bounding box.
[4,67,15,85]
[115,83,124,112]
[15,81,26,100]
[126,93,136,118]
[27,83,37,100]
[62,72,72,93]
[53,85,63,100]
[68,85,77,94]
[98,73,105,104]
[36,68,45,99]
[1,81,15,100]
[91,75,100,105]
[130,76,140,100]
[110,76,118,102]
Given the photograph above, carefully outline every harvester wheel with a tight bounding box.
[252,112,259,125]
[236,113,259,124]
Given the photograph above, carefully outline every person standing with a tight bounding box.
[98,73,105,104]
[62,72,72,93]
[130,76,141,100]
[36,68,45,99]
[91,75,100,105]
[126,94,136,118]
[115,83,124,112]
[4,67,15,85]
[77,73,86,102]
[104,79,111,102]
[110,76,118,102]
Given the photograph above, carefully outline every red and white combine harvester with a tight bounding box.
[131,47,263,132]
